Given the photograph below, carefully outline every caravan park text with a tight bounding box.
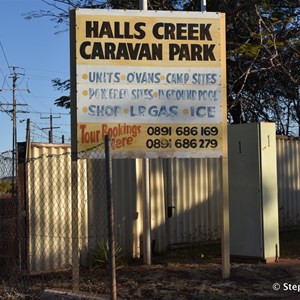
[79,21,216,61]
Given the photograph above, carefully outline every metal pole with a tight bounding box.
[12,68,17,197]
[50,113,53,143]
[201,0,206,12]
[139,0,151,266]
[139,0,147,10]
[41,110,60,143]
[25,118,31,160]
[222,155,230,279]
[71,158,79,291]
[0,67,27,196]
[219,13,230,279]
[105,135,117,300]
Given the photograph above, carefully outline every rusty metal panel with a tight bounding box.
[277,137,300,228]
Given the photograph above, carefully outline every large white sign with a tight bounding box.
[71,9,227,158]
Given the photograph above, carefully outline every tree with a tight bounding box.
[25,0,300,135]
[24,0,181,29]
[52,78,70,108]
[207,0,300,134]
[0,180,12,194]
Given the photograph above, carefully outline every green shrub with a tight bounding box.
[90,240,127,269]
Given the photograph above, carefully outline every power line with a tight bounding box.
[25,110,70,115]
[0,42,70,144]
[0,41,11,71]
[40,110,61,143]
[25,67,68,75]
[0,68,11,90]
[0,66,29,196]
[0,62,13,119]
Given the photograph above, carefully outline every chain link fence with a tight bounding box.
[0,140,116,299]
[0,151,18,281]
[2,136,299,298]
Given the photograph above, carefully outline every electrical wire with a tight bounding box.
[0,41,11,72]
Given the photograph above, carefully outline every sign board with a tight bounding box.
[70,9,227,158]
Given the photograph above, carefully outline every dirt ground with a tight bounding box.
[1,230,300,299]
[78,258,300,299]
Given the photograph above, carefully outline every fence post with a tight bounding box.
[105,135,117,300]
[142,158,151,265]
[71,155,79,291]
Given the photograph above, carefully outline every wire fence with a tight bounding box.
[0,151,18,283]
[1,135,300,298]
[0,139,116,299]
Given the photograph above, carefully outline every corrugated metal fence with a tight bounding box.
[277,136,300,228]
[21,136,300,271]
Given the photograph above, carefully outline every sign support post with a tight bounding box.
[140,0,151,266]
[198,3,229,279]
[70,9,79,291]
[220,13,230,279]
[201,0,207,12]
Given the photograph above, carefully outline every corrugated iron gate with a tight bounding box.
[277,136,300,228]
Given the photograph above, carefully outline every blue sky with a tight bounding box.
[0,0,71,153]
